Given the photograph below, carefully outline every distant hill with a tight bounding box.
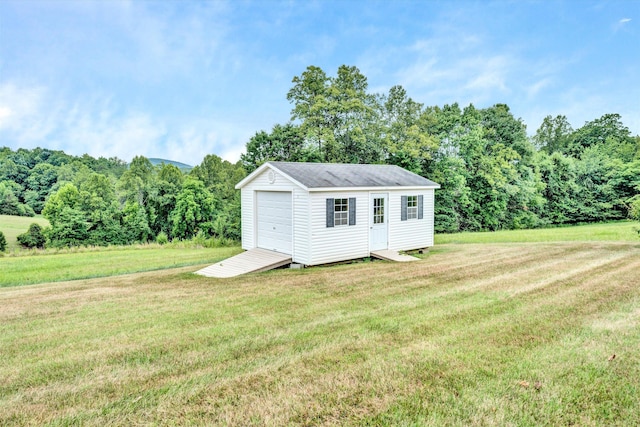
[148,158,193,172]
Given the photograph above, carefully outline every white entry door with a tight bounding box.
[370,193,388,251]
[256,191,292,254]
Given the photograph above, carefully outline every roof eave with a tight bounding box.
[235,162,271,189]
[307,184,440,192]
[235,162,310,191]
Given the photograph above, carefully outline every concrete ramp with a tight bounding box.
[195,248,292,278]
[371,249,419,262]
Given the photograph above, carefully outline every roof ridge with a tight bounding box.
[266,162,440,189]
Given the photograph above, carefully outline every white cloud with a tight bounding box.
[0,83,44,131]
[0,78,257,164]
[0,83,62,145]
[462,56,510,94]
[525,77,552,98]
[158,119,251,165]
[395,51,514,107]
[614,17,632,32]
[62,109,166,162]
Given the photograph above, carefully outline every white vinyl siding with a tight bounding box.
[239,164,437,266]
[308,191,369,265]
[389,189,435,251]
[293,190,310,264]
[239,168,301,255]
[240,187,255,250]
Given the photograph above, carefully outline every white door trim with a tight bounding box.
[369,193,388,251]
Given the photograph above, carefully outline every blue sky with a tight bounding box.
[1,0,638,165]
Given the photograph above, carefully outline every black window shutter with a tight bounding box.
[326,198,334,227]
[348,197,356,226]
[418,195,424,219]
[401,195,407,221]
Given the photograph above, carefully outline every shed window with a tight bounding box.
[334,198,349,226]
[407,196,418,219]
[326,197,356,227]
[401,195,424,221]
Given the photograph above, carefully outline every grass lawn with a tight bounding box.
[435,220,639,244]
[1,237,639,425]
[0,214,49,251]
[0,245,242,287]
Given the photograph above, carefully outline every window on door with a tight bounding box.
[373,197,385,224]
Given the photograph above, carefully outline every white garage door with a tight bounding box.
[257,191,292,254]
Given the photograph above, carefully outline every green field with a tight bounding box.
[0,245,242,287]
[0,214,49,251]
[1,223,639,425]
[435,220,639,244]
[0,214,242,287]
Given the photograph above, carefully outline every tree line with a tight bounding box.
[0,147,244,248]
[1,64,639,250]
[242,65,640,233]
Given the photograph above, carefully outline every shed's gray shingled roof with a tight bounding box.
[268,162,439,189]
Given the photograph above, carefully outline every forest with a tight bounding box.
[1,65,639,250]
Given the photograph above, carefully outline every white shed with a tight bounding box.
[235,162,440,266]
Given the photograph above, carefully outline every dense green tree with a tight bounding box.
[188,155,246,240]
[158,163,185,187]
[17,223,46,249]
[212,191,242,240]
[458,124,520,230]
[481,104,532,161]
[533,115,573,154]
[42,183,80,222]
[0,158,24,184]
[0,230,6,252]
[608,160,640,208]
[0,181,35,216]
[85,204,126,246]
[190,154,245,202]
[147,164,184,236]
[570,113,631,158]
[72,173,124,245]
[380,86,438,174]
[170,178,216,239]
[79,173,117,208]
[629,186,640,233]
[572,146,621,222]
[122,201,152,243]
[486,107,544,228]
[46,207,89,247]
[79,154,127,178]
[0,181,22,215]
[429,155,472,232]
[537,152,580,224]
[25,163,59,213]
[117,156,154,207]
[287,65,382,163]
[241,124,309,171]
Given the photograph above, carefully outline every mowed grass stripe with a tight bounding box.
[2,242,640,425]
[370,266,640,425]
